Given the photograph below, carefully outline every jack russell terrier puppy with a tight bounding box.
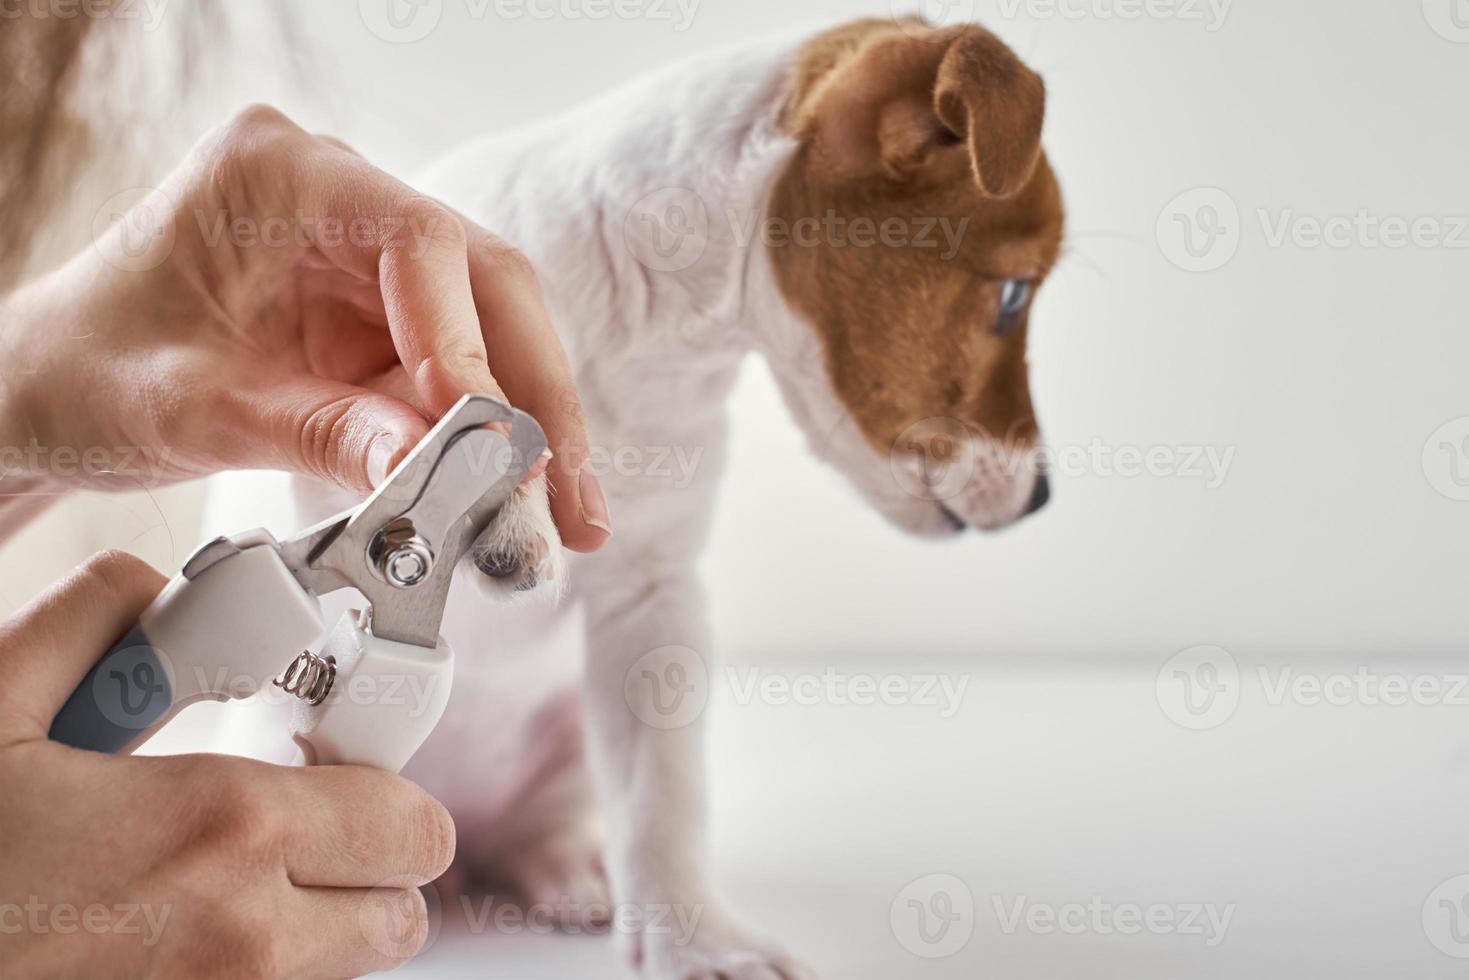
[285,16,1063,978]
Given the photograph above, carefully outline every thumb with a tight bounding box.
[221,376,432,495]
[0,551,166,745]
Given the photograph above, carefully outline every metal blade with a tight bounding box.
[279,395,547,647]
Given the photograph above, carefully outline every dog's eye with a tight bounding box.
[995,279,1033,335]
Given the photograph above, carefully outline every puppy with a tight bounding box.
[289,16,1064,978]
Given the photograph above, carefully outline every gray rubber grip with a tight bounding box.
[49,627,176,754]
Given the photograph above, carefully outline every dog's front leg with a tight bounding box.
[578,545,811,980]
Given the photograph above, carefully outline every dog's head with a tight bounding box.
[764,19,1063,537]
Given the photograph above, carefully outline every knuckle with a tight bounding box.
[203,104,303,184]
[394,197,465,253]
[76,549,152,595]
[475,235,540,288]
[298,395,363,484]
[412,348,495,400]
[223,103,293,143]
[545,383,588,429]
[201,763,283,857]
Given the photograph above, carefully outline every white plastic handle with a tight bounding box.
[50,539,326,756]
[288,610,454,774]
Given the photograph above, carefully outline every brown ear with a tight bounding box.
[788,22,1045,197]
[933,29,1046,199]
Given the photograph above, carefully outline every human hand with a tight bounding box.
[0,551,457,977]
[0,104,609,551]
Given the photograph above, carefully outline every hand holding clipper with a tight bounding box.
[47,395,547,773]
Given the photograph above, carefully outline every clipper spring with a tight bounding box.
[274,652,337,706]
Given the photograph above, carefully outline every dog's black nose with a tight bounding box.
[1023,473,1051,516]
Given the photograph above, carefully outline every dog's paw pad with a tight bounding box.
[474,549,520,579]
[465,475,564,600]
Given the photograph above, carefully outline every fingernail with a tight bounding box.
[578,463,612,535]
[367,435,405,489]
[524,448,552,484]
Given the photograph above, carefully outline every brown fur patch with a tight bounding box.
[769,18,1064,459]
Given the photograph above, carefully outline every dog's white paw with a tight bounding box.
[466,475,564,599]
[629,913,814,980]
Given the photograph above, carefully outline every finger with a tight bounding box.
[278,142,508,418]
[0,551,166,744]
[363,365,551,485]
[282,886,433,978]
[212,373,431,494]
[214,119,580,498]
[274,765,455,888]
[461,224,612,552]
